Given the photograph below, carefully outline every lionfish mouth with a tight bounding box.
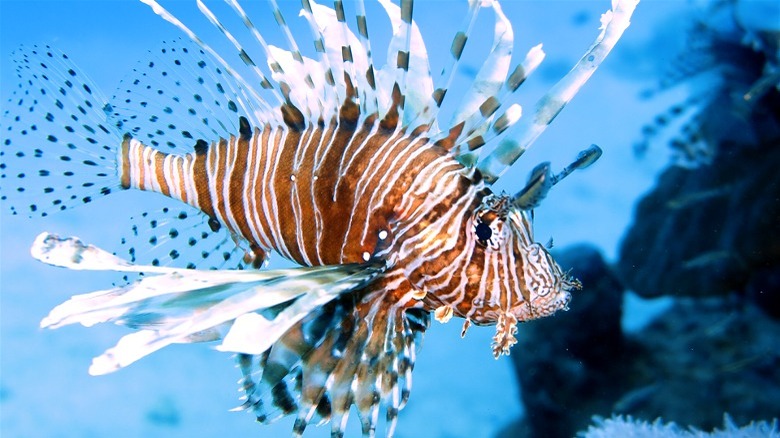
[491,270,580,358]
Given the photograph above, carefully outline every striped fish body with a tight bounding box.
[120,114,469,269]
[120,114,573,341]
[3,0,639,436]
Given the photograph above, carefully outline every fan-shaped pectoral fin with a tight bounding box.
[33,232,382,375]
[236,274,430,438]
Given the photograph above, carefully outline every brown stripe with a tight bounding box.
[311,121,361,264]
[177,155,190,204]
[432,88,446,107]
[479,96,500,118]
[451,32,467,60]
[154,151,170,197]
[400,0,413,24]
[467,135,485,151]
[314,39,325,53]
[228,134,253,244]
[192,141,215,218]
[334,0,346,22]
[273,127,306,263]
[507,64,527,92]
[341,45,353,63]
[291,125,321,263]
[325,69,335,86]
[492,112,512,134]
[365,65,376,90]
[396,51,410,71]
[213,137,230,224]
[120,136,132,189]
[281,103,306,132]
[357,15,368,38]
[135,142,146,190]
[252,125,273,247]
[433,121,464,151]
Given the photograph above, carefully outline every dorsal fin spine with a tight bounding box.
[225,0,319,122]
[298,0,341,121]
[194,0,285,108]
[355,0,380,116]
[428,0,482,122]
[398,0,414,126]
[448,0,514,156]
[451,40,546,164]
[139,0,277,120]
[477,0,640,184]
[333,0,361,107]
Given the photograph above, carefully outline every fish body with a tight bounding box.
[1,0,638,436]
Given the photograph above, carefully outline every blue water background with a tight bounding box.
[1,1,700,436]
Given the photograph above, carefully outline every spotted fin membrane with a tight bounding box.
[1,46,120,218]
[110,39,269,272]
[109,38,264,153]
[120,206,250,271]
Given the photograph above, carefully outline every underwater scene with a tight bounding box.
[1,0,778,437]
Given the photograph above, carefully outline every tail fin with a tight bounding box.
[1,45,123,217]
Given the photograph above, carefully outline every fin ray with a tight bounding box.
[34,232,381,375]
[477,0,640,183]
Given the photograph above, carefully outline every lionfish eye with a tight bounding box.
[475,221,493,241]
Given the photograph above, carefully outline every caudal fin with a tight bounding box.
[1,45,123,217]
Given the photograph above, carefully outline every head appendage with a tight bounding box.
[513,144,603,210]
[492,311,519,358]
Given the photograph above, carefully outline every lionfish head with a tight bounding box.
[413,154,593,359]
[464,190,580,358]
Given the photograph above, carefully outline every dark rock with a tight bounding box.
[504,244,630,438]
[617,297,780,429]
[746,265,780,319]
[502,246,780,438]
[617,138,780,300]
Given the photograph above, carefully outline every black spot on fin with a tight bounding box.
[239,116,252,140]
[108,39,267,154]
[120,205,248,282]
[194,139,209,155]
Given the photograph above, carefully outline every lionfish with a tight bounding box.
[1,0,637,436]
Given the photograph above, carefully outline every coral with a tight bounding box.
[617,133,780,299]
[578,414,779,438]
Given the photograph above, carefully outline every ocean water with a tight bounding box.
[1,1,693,437]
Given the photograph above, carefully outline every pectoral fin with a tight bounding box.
[33,232,381,375]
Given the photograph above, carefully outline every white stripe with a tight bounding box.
[183,155,199,207]
[266,128,293,260]
[245,129,272,251]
